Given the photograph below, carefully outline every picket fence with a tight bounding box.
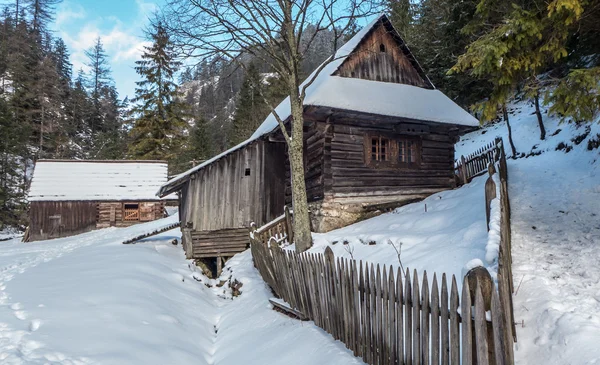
[249,138,515,365]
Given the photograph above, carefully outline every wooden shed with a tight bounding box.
[158,14,479,260]
[27,160,174,242]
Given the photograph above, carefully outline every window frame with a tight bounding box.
[397,136,421,168]
[365,134,422,169]
[123,203,140,222]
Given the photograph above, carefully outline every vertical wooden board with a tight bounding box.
[491,288,509,365]
[375,264,383,365]
[365,264,373,364]
[461,279,473,365]
[388,267,397,365]
[474,285,490,365]
[413,270,421,365]
[396,268,404,365]
[431,274,441,365]
[421,272,430,365]
[351,259,361,357]
[359,260,367,360]
[405,269,413,365]
[450,276,460,365]
[382,265,389,365]
[345,259,353,348]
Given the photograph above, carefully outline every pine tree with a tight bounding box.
[128,22,187,166]
[85,37,111,135]
[25,0,61,34]
[229,63,269,145]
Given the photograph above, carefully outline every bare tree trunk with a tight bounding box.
[502,104,517,157]
[287,112,312,252]
[534,92,546,140]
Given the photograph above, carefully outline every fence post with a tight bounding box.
[465,267,495,365]
[460,155,468,184]
[285,205,294,244]
[485,163,497,231]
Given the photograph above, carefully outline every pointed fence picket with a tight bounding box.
[248,138,515,365]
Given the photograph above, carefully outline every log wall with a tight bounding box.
[29,201,97,241]
[96,201,165,229]
[328,119,456,201]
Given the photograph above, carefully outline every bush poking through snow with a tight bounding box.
[388,240,405,277]
[343,242,355,260]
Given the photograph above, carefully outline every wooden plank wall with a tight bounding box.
[96,201,165,229]
[328,119,456,199]
[191,228,249,258]
[181,140,286,233]
[334,21,429,88]
[29,201,97,241]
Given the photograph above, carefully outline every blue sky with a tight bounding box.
[53,0,164,100]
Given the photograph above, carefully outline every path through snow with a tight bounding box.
[508,153,600,365]
[0,218,361,364]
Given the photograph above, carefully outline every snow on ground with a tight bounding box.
[0,228,22,242]
[0,217,361,364]
[311,175,490,286]
[457,100,600,365]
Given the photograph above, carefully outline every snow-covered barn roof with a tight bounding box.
[29,160,173,202]
[158,13,479,197]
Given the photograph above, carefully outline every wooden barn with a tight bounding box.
[158,14,479,261]
[27,160,174,242]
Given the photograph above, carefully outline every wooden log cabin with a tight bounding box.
[158,14,479,260]
[27,160,175,241]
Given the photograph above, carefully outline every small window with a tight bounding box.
[371,136,392,162]
[399,139,418,164]
[123,203,140,221]
[380,44,386,53]
[365,134,421,168]
[245,168,251,176]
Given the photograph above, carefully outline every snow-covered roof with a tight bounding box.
[29,160,173,202]
[158,14,479,196]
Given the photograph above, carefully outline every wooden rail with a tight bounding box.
[455,137,502,185]
[250,206,293,247]
[122,222,181,244]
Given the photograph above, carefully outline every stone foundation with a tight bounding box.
[308,194,430,232]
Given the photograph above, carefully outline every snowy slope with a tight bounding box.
[311,175,489,288]
[456,100,600,365]
[0,217,361,364]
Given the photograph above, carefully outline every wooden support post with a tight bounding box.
[460,155,468,185]
[285,206,293,244]
[485,163,497,231]
[216,256,223,277]
[182,228,193,259]
[465,266,495,365]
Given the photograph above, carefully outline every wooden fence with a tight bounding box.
[249,138,515,365]
[455,137,502,185]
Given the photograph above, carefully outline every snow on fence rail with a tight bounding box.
[249,138,515,365]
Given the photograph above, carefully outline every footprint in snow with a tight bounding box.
[10,303,22,311]
[14,311,27,320]
[29,319,41,332]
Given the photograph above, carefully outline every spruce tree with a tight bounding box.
[85,37,111,135]
[128,22,187,166]
[229,63,269,145]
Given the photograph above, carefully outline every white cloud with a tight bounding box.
[55,2,86,28]
[55,1,163,98]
